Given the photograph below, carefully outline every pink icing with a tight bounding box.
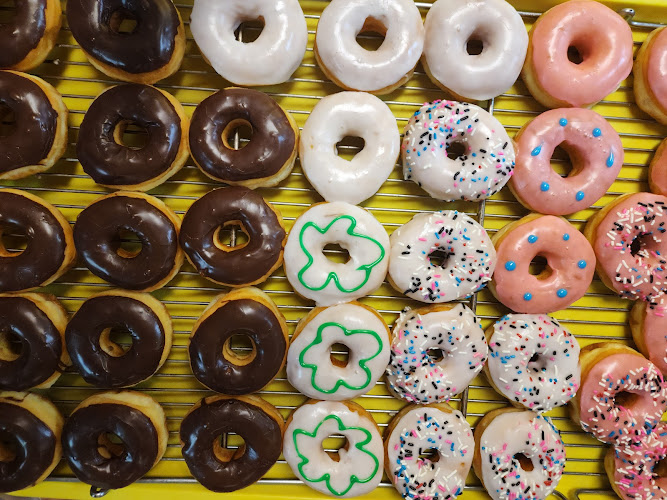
[492,215,595,314]
[639,306,667,375]
[646,28,667,113]
[529,0,633,107]
[511,108,623,215]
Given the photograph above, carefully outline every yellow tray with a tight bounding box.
[7,1,667,498]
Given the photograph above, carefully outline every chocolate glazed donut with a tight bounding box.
[180,187,286,287]
[180,396,284,492]
[0,0,58,70]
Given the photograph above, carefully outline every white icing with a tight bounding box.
[190,0,308,86]
[299,92,400,205]
[388,211,496,303]
[386,303,488,404]
[402,100,515,202]
[387,406,474,499]
[283,401,384,498]
[315,0,424,93]
[423,0,528,101]
[286,303,390,400]
[284,202,390,306]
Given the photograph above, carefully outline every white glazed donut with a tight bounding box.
[485,314,581,413]
[386,303,488,404]
[286,302,390,401]
[385,403,473,500]
[473,409,565,500]
[190,0,308,86]
[388,211,496,303]
[284,202,390,306]
[422,0,528,101]
[299,92,400,205]
[314,0,425,94]
[283,400,384,498]
[402,100,515,202]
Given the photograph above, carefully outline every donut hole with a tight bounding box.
[323,243,351,264]
[447,141,468,161]
[214,221,250,250]
[614,391,641,409]
[550,145,583,178]
[335,135,366,161]
[428,248,453,269]
[426,347,445,363]
[418,448,440,463]
[109,9,138,35]
[0,223,28,255]
[0,330,23,362]
[114,120,150,150]
[630,232,653,258]
[234,17,265,44]
[356,17,387,52]
[0,103,16,137]
[222,119,253,150]
[527,352,547,372]
[223,332,256,366]
[567,45,585,65]
[466,36,485,56]
[652,457,667,478]
[528,255,552,280]
[514,452,535,472]
[322,435,350,462]
[99,326,133,357]
[213,432,246,462]
[330,342,350,368]
[0,0,16,24]
[0,432,18,463]
[115,228,143,258]
[97,432,126,459]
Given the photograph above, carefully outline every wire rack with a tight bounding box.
[5,1,667,499]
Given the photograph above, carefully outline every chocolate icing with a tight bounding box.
[180,187,285,286]
[190,298,286,394]
[66,295,166,388]
[77,84,182,187]
[189,88,296,182]
[0,1,47,68]
[0,71,58,173]
[0,296,63,391]
[62,402,159,490]
[74,195,179,290]
[180,397,283,492]
[0,191,69,292]
[0,401,57,492]
[66,0,181,74]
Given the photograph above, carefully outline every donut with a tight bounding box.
[66,290,172,388]
[472,407,565,500]
[77,84,189,191]
[62,390,168,491]
[314,0,424,94]
[283,400,384,498]
[0,0,61,71]
[521,0,633,109]
[299,91,400,205]
[66,0,185,84]
[484,313,581,412]
[422,0,528,101]
[286,302,390,401]
[384,403,473,500]
[74,191,183,292]
[634,27,667,126]
[180,394,284,492]
[188,88,298,188]
[605,422,667,500]
[0,71,68,180]
[402,100,515,202]
[190,0,307,86]
[490,213,595,314]
[649,138,667,196]
[510,108,624,215]
[0,189,75,292]
[0,293,69,391]
[0,391,63,493]
[283,202,389,306]
[386,303,488,404]
[189,287,287,395]
[180,187,286,287]
[570,342,667,447]
[630,300,667,376]
[584,192,667,312]
[388,210,496,303]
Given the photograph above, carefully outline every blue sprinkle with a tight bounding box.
[576,191,585,201]
[557,288,568,298]
[505,261,517,271]
[563,233,570,241]
[559,118,568,126]
[531,144,543,156]
[540,182,550,192]
[578,260,587,269]
[528,235,538,244]
[607,151,614,167]
[524,293,532,301]
[593,128,602,137]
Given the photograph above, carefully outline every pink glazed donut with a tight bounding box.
[490,214,595,314]
[631,300,667,376]
[522,0,634,109]
[510,108,623,215]
[635,27,667,126]
[571,343,667,447]
[649,138,667,197]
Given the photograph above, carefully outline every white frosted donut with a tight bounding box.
[402,100,515,202]
[190,0,307,86]
[286,302,390,401]
[422,0,528,101]
[486,314,581,413]
[386,303,488,404]
[299,92,400,205]
[283,400,384,498]
[314,0,425,94]
[284,202,390,306]
[388,211,496,303]
[474,409,565,500]
[386,404,474,500]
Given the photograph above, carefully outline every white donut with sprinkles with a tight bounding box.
[485,314,581,413]
[388,210,496,303]
[386,303,488,404]
[402,100,515,202]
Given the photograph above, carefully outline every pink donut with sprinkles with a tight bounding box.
[510,108,623,215]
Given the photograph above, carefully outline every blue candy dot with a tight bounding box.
[531,144,542,156]
[559,118,568,126]
[505,261,517,271]
[524,293,532,301]
[563,233,570,241]
[576,191,585,201]
[578,260,587,269]
[528,235,538,244]
[557,288,568,298]
[593,128,602,137]
[540,182,550,192]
